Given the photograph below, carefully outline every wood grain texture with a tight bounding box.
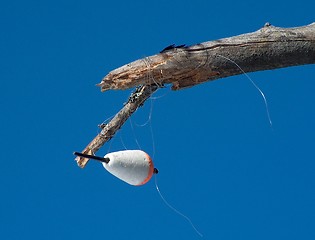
[76,23,315,168]
[98,22,315,91]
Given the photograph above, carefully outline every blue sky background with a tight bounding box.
[1,0,314,239]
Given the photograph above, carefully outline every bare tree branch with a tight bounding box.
[98,22,315,91]
[75,84,158,168]
[75,23,315,168]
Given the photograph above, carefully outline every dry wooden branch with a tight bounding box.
[75,23,315,168]
[98,22,315,91]
[75,84,158,168]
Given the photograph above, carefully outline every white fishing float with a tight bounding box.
[73,150,202,236]
[103,150,155,186]
[74,150,155,186]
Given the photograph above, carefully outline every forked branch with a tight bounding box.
[75,22,315,168]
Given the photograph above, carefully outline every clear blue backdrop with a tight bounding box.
[1,0,314,239]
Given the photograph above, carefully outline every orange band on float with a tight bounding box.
[137,153,154,186]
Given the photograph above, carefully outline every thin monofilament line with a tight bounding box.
[142,56,162,88]
[119,133,128,150]
[150,87,171,100]
[129,118,142,149]
[149,115,156,159]
[217,54,273,127]
[154,175,203,237]
[134,97,154,127]
[129,98,155,158]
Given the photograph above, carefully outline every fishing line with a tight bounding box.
[129,97,156,158]
[134,96,154,127]
[119,132,128,150]
[128,118,142,149]
[142,56,162,88]
[131,58,202,235]
[129,57,164,158]
[126,80,202,236]
[216,54,273,127]
[105,52,204,236]
[154,170,203,237]
[149,87,171,100]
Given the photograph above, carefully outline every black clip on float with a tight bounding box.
[73,152,110,164]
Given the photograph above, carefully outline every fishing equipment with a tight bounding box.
[74,150,154,186]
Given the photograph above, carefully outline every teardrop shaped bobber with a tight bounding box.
[103,150,154,186]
